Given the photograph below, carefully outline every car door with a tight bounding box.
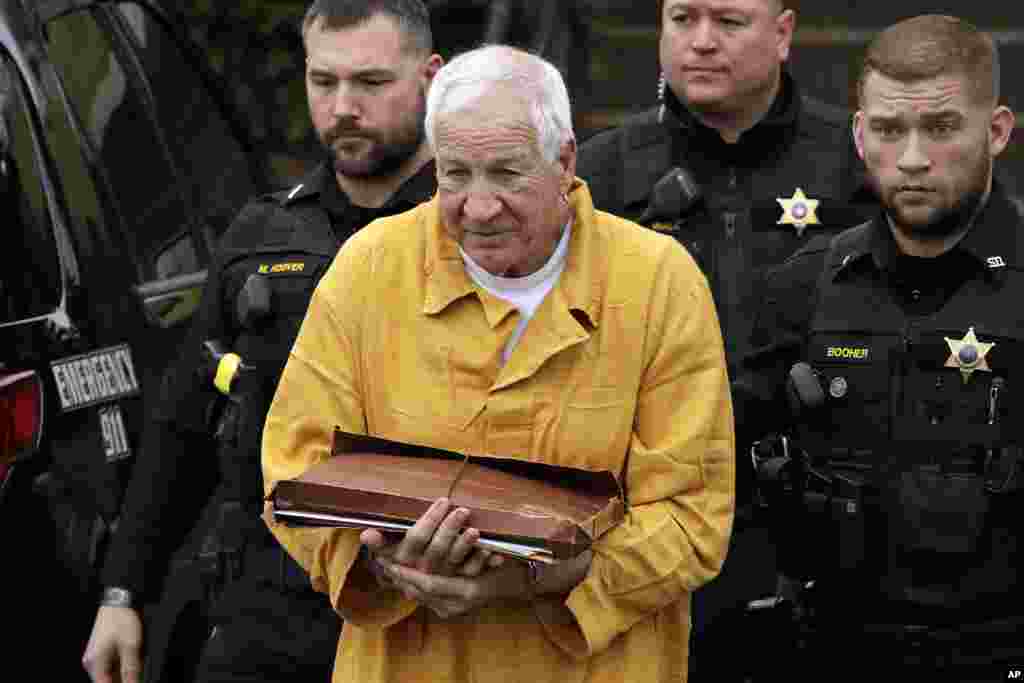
[38,0,266,477]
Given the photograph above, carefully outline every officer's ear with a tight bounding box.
[774,9,796,63]
[852,111,867,162]
[988,105,1015,159]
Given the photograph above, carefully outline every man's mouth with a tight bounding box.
[464,227,514,239]
[896,185,933,194]
[329,130,371,144]
[684,66,726,75]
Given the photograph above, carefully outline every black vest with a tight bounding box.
[215,198,338,513]
[797,224,1023,619]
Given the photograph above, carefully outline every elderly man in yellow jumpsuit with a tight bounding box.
[262,44,735,683]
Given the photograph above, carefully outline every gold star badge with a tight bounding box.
[777,188,821,237]
[944,327,995,384]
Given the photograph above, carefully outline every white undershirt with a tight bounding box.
[460,222,572,365]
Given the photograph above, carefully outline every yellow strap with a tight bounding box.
[214,353,242,395]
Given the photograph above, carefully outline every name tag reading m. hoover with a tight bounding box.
[51,344,141,413]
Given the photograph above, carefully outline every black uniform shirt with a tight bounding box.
[579,71,874,377]
[101,160,437,597]
[739,184,1020,435]
[317,157,437,238]
[738,186,1023,620]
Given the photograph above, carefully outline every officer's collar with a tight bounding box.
[663,69,800,139]
[835,180,1020,278]
[281,158,437,218]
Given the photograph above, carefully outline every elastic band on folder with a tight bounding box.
[446,452,472,501]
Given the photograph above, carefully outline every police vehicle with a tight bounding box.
[0,0,267,677]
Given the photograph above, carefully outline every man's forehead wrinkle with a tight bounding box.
[869,78,965,114]
[666,0,764,12]
[307,47,398,74]
[437,118,536,147]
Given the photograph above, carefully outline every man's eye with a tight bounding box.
[874,124,903,139]
[670,13,692,25]
[719,16,746,27]
[928,121,957,137]
[360,78,389,87]
[311,78,335,88]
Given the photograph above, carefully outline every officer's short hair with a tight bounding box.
[301,0,433,55]
[858,15,1000,107]
[655,0,786,27]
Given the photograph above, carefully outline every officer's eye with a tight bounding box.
[359,77,390,87]
[669,13,693,25]
[310,77,336,88]
[719,15,747,28]
[872,122,904,140]
[927,120,959,138]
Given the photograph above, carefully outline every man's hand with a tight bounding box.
[378,549,593,620]
[82,606,143,683]
[360,497,502,578]
[376,559,527,619]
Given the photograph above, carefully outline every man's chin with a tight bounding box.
[890,202,973,240]
[680,87,731,112]
[333,157,378,178]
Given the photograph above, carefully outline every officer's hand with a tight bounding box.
[82,606,143,683]
[360,497,503,579]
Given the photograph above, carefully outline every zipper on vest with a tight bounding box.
[723,211,737,239]
[724,167,738,237]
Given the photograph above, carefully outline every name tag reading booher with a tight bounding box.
[51,344,141,413]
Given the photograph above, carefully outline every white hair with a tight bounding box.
[424,45,574,164]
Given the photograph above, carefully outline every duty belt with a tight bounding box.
[241,543,313,593]
[859,615,1024,640]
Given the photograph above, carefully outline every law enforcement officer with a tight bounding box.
[576,2,874,678]
[741,15,1023,680]
[81,2,441,682]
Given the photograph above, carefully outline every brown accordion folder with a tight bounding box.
[268,428,627,563]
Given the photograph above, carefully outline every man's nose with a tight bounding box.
[463,192,503,222]
[691,18,718,51]
[332,84,361,119]
[897,132,932,174]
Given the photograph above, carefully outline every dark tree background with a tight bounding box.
[170,1,594,185]
[170,1,1023,192]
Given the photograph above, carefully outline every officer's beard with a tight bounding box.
[322,93,427,179]
[878,152,991,241]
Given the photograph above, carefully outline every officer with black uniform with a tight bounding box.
[740,15,1023,681]
[82,2,442,682]
[575,2,873,679]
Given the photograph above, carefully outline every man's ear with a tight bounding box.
[852,111,867,161]
[422,54,443,88]
[989,105,1016,159]
[775,9,796,63]
[558,138,577,193]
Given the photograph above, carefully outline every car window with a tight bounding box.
[0,53,61,323]
[113,2,257,246]
[44,7,197,283]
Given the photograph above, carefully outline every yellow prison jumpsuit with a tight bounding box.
[262,180,735,683]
